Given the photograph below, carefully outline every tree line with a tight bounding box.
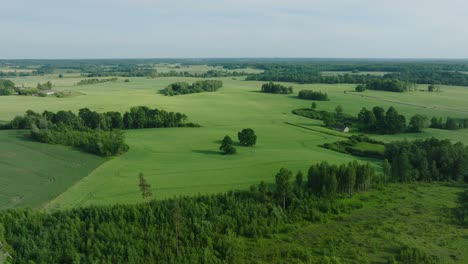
[356,79,412,92]
[76,78,118,85]
[260,82,293,94]
[0,106,198,131]
[358,106,428,134]
[244,62,468,87]
[430,116,468,130]
[30,126,128,156]
[162,80,223,96]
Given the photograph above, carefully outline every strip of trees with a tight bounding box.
[359,79,412,92]
[298,90,329,101]
[0,106,198,131]
[430,116,468,130]
[162,80,223,96]
[76,78,118,85]
[30,126,128,156]
[260,82,293,94]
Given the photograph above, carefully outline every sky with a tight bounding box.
[1,0,468,59]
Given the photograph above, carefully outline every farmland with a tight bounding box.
[1,68,468,209]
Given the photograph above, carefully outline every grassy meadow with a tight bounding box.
[1,69,468,209]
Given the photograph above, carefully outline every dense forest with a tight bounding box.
[161,80,223,96]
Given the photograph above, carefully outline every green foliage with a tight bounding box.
[219,135,236,155]
[385,138,467,182]
[36,81,53,90]
[138,172,152,200]
[237,128,257,146]
[0,79,15,95]
[355,84,366,92]
[307,161,374,196]
[162,80,223,96]
[364,79,411,92]
[323,135,385,159]
[0,163,372,263]
[358,106,412,134]
[30,126,129,156]
[398,245,438,264]
[298,90,329,100]
[76,78,117,85]
[260,82,293,94]
[408,114,428,133]
[275,168,293,209]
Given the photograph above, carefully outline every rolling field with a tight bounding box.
[1,74,468,209]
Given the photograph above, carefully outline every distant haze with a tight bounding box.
[1,0,468,59]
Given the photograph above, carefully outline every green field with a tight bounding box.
[0,130,104,208]
[1,75,468,209]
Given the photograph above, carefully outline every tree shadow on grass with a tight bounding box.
[192,150,221,155]
[4,130,34,142]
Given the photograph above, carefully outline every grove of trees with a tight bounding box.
[384,138,468,182]
[260,82,293,94]
[298,90,329,101]
[162,80,223,96]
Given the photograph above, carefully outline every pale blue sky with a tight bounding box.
[1,0,467,59]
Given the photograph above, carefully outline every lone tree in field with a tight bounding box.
[219,135,236,155]
[238,128,257,146]
[138,172,152,201]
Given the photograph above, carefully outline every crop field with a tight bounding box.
[1,74,468,209]
[0,130,104,208]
